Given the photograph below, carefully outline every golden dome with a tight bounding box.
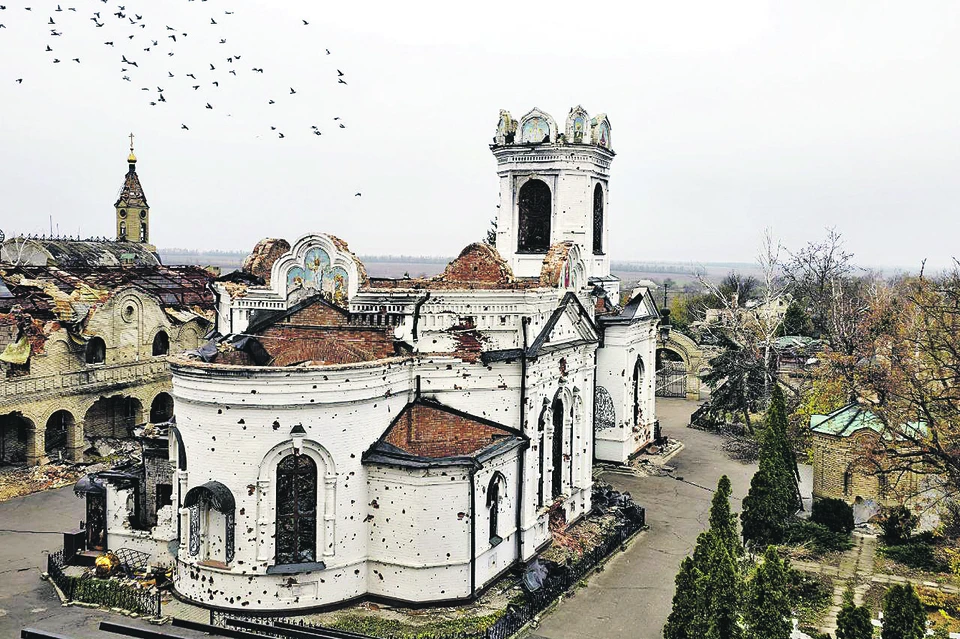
[128,151,137,163]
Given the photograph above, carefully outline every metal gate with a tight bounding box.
[656,362,687,398]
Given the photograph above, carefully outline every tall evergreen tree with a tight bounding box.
[741,465,789,547]
[743,546,791,639]
[881,583,926,639]
[664,557,703,639]
[767,385,803,513]
[742,389,802,547]
[836,588,872,639]
[701,537,743,639]
[710,475,742,559]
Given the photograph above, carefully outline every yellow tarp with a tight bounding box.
[0,336,30,365]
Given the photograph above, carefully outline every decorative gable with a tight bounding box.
[528,292,599,356]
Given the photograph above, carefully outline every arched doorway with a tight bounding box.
[517,179,551,253]
[551,396,565,499]
[150,392,174,423]
[0,413,31,464]
[656,348,687,398]
[45,410,76,459]
[85,396,142,439]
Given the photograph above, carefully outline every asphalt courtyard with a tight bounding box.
[1,397,796,639]
[528,398,761,639]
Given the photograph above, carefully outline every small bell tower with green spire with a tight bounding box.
[115,133,154,251]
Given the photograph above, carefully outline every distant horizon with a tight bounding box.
[156,247,924,276]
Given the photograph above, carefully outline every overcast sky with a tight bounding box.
[1,1,958,269]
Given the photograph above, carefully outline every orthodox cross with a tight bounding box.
[129,132,135,152]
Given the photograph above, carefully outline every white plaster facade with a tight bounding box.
[88,107,658,613]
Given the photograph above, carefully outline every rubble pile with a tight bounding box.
[0,436,142,503]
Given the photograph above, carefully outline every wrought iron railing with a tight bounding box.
[46,550,161,618]
[211,504,646,639]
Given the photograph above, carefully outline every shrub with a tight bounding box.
[881,506,919,546]
[811,498,855,534]
[917,585,960,617]
[880,543,949,572]
[783,519,854,555]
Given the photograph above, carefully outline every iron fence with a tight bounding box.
[46,550,161,618]
[211,507,645,639]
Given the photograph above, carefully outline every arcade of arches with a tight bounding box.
[0,384,178,465]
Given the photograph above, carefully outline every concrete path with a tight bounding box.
[528,398,759,639]
[0,485,210,639]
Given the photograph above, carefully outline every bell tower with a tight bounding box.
[490,107,615,284]
[115,133,154,251]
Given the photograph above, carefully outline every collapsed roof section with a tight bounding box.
[1,238,160,268]
[0,265,216,322]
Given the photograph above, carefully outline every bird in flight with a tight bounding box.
[355,193,362,197]
[181,124,189,130]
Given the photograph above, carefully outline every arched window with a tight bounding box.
[85,337,106,365]
[633,356,645,428]
[593,184,604,255]
[152,331,169,356]
[537,401,548,508]
[517,180,551,253]
[276,454,318,565]
[184,482,236,564]
[551,396,564,499]
[119,221,127,240]
[139,224,147,243]
[487,473,505,545]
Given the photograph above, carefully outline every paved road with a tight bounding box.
[0,398,807,639]
[0,483,210,638]
[529,398,760,639]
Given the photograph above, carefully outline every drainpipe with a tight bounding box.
[206,281,222,334]
[469,464,478,598]
[411,292,431,341]
[517,316,530,563]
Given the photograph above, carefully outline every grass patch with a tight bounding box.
[328,612,504,639]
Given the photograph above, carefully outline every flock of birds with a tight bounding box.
[3,1,352,141]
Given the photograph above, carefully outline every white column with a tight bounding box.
[176,470,189,554]
[256,478,271,562]
[323,474,337,557]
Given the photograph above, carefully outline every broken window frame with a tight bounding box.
[275,453,318,566]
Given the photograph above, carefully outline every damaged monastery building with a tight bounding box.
[0,147,215,465]
[73,107,663,612]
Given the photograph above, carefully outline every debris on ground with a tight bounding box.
[0,436,141,503]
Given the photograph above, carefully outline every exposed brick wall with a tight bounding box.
[242,238,290,285]
[812,431,923,508]
[384,403,511,458]
[366,244,540,291]
[259,325,394,366]
[282,302,349,326]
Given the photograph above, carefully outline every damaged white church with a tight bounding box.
[74,107,662,612]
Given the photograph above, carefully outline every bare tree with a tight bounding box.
[784,228,855,340]
[698,230,790,429]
